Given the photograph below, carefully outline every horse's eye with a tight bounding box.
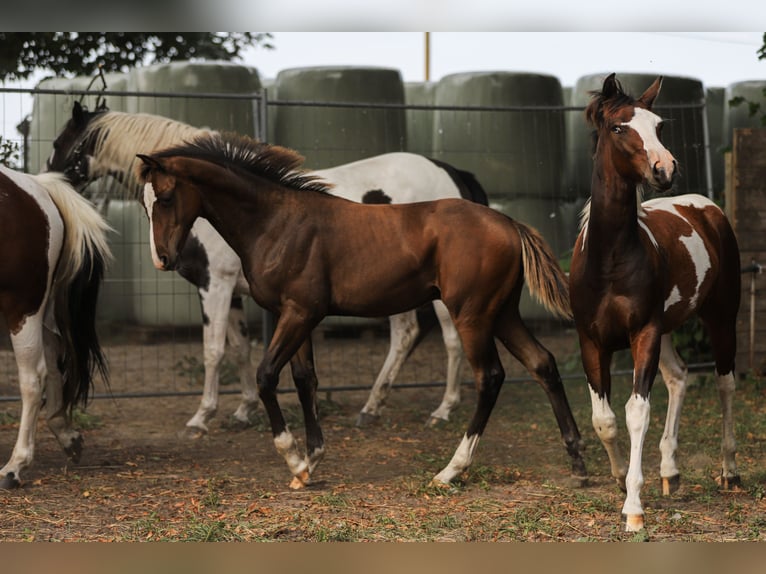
[157,195,173,207]
[611,125,623,135]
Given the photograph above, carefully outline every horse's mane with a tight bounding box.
[85,111,210,195]
[584,77,636,128]
[150,132,332,194]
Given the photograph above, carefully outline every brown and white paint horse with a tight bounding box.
[0,165,111,488]
[46,101,490,435]
[136,132,587,489]
[570,74,741,532]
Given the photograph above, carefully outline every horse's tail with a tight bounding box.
[36,172,113,410]
[513,220,573,321]
[428,158,489,206]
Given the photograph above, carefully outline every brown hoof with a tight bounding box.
[662,474,680,496]
[622,513,644,532]
[289,470,311,490]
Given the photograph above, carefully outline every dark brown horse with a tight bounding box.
[0,165,111,488]
[136,132,587,489]
[570,74,741,532]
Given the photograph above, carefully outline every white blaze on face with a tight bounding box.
[143,181,164,270]
[624,108,674,178]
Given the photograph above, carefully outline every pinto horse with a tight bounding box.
[46,101,490,435]
[0,165,111,488]
[570,74,741,532]
[135,132,587,488]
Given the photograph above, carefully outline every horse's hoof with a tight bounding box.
[425,416,447,428]
[221,416,253,432]
[289,470,311,490]
[355,411,379,427]
[622,513,645,532]
[567,474,589,488]
[64,434,84,464]
[716,474,743,492]
[429,477,451,489]
[661,474,680,496]
[0,472,21,490]
[180,426,207,440]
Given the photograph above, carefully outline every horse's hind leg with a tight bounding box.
[227,296,259,427]
[701,311,740,490]
[432,325,504,485]
[428,300,465,425]
[42,327,83,462]
[1,317,46,489]
[356,310,419,426]
[657,334,687,495]
[497,314,588,483]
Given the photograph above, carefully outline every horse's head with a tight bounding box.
[46,100,109,188]
[586,73,677,192]
[136,153,202,272]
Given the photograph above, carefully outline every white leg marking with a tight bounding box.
[622,393,651,527]
[433,433,481,484]
[658,335,687,480]
[589,386,627,482]
[273,430,309,477]
[185,285,230,433]
[1,317,47,483]
[429,300,464,422]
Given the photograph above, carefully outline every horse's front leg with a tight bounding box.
[356,311,418,426]
[257,306,319,489]
[290,337,324,478]
[621,326,662,532]
[580,336,627,489]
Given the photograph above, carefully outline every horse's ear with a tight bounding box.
[638,76,663,110]
[73,100,85,124]
[96,96,109,111]
[136,154,164,181]
[601,73,619,98]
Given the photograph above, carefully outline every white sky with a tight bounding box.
[1,32,764,143]
[247,32,765,87]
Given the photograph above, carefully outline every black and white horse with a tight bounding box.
[47,101,490,436]
[0,165,111,488]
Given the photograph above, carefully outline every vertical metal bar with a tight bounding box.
[255,88,276,348]
[701,99,715,199]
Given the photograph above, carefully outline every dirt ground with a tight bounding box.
[0,325,764,542]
